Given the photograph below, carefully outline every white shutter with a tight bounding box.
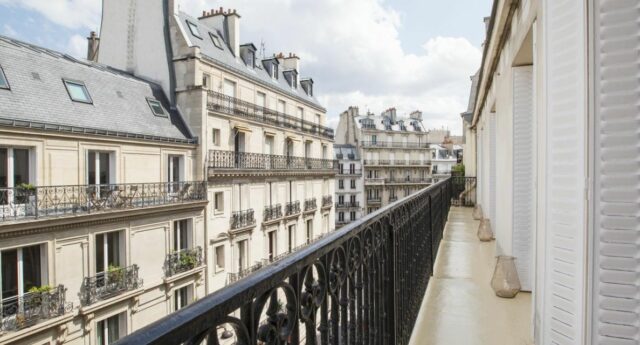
[543,0,587,343]
[593,0,640,343]
[512,66,535,291]
[489,113,497,227]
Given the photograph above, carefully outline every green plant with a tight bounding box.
[107,265,124,283]
[28,285,52,294]
[25,285,53,310]
[452,163,465,176]
[179,252,197,269]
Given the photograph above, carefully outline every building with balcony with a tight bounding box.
[0,36,207,344]
[98,0,335,322]
[333,144,363,228]
[430,144,458,178]
[335,106,435,214]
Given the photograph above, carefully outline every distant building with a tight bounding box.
[334,144,363,228]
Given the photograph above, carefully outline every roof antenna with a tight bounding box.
[259,39,266,59]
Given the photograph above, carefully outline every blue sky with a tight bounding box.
[0,0,492,134]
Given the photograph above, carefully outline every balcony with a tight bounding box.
[367,197,382,204]
[335,201,360,209]
[263,204,283,222]
[207,150,337,178]
[115,179,454,345]
[361,141,430,149]
[0,181,207,223]
[285,201,301,217]
[363,159,430,167]
[321,195,332,209]
[206,90,334,139]
[0,285,72,333]
[81,265,143,306]
[386,177,434,185]
[230,209,255,230]
[303,198,317,212]
[336,169,362,176]
[389,196,398,202]
[164,247,204,277]
[364,177,385,186]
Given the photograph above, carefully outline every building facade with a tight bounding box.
[333,145,363,228]
[335,106,434,214]
[0,36,207,344]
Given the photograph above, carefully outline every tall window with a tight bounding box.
[1,244,45,312]
[168,155,183,192]
[173,219,191,251]
[350,211,356,221]
[338,212,345,222]
[306,219,313,244]
[202,73,211,89]
[237,240,248,271]
[277,100,286,114]
[268,231,277,261]
[297,107,304,121]
[214,192,224,214]
[338,195,344,204]
[96,231,124,278]
[88,151,112,185]
[0,147,31,204]
[214,245,225,273]
[174,285,193,311]
[256,92,266,116]
[223,79,236,98]
[338,180,344,189]
[287,225,295,252]
[349,164,355,174]
[350,180,356,189]
[96,312,126,345]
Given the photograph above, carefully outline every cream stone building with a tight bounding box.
[333,145,363,228]
[0,36,206,345]
[335,106,434,214]
[98,1,335,307]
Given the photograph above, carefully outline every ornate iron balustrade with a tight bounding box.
[367,197,382,204]
[165,247,204,277]
[0,285,72,333]
[0,181,207,223]
[81,265,143,306]
[208,150,337,173]
[304,198,317,212]
[336,201,360,209]
[114,178,452,345]
[386,178,433,184]
[361,141,430,149]
[337,170,362,176]
[263,204,283,222]
[285,201,301,216]
[231,209,256,230]
[451,176,476,207]
[322,196,333,208]
[206,91,334,139]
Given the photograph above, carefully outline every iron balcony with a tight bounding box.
[285,201,301,216]
[81,265,143,306]
[335,201,360,209]
[263,204,283,222]
[230,209,256,230]
[0,285,72,333]
[208,150,338,175]
[361,141,430,149]
[164,247,204,277]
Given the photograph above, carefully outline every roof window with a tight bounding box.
[0,66,9,90]
[147,98,166,117]
[209,32,223,49]
[63,79,92,103]
[186,21,202,39]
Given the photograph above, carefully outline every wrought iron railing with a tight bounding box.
[81,265,143,306]
[206,91,334,139]
[304,198,317,212]
[263,204,283,222]
[363,160,430,166]
[367,197,382,203]
[386,177,434,184]
[0,285,72,332]
[230,209,256,230]
[335,201,360,209]
[115,178,452,345]
[322,195,333,208]
[451,176,476,207]
[337,169,362,176]
[165,247,204,277]
[389,196,398,202]
[361,141,430,149]
[0,181,207,222]
[285,201,301,216]
[207,150,337,172]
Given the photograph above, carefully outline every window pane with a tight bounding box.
[0,149,6,205]
[99,152,110,184]
[147,99,165,116]
[13,149,29,185]
[88,151,96,185]
[187,21,201,38]
[96,233,105,273]
[1,249,17,298]
[65,81,91,102]
[22,245,42,292]
[107,314,121,343]
[0,66,8,89]
[107,231,121,267]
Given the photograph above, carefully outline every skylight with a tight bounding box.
[0,66,9,90]
[186,21,201,39]
[209,32,222,49]
[147,98,166,117]
[63,80,92,103]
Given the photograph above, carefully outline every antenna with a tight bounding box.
[260,39,266,59]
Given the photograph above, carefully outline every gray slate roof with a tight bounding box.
[462,70,480,118]
[0,35,194,143]
[334,144,359,160]
[354,114,427,132]
[175,12,325,111]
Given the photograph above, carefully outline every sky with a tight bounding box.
[0,0,492,135]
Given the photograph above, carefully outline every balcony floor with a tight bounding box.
[409,207,534,345]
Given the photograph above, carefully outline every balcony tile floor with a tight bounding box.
[409,207,534,345]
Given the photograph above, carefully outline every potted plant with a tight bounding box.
[178,252,197,271]
[26,285,53,311]
[15,183,37,216]
[107,265,125,285]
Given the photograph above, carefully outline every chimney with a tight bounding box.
[282,52,300,71]
[410,110,422,120]
[86,31,99,62]
[483,16,491,33]
[199,8,241,58]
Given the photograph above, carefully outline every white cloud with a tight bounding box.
[0,0,101,30]
[178,0,480,135]
[3,24,18,37]
[66,34,86,58]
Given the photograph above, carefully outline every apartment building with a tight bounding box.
[430,144,458,178]
[0,36,206,344]
[469,0,640,343]
[98,3,335,295]
[335,106,433,214]
[334,145,363,228]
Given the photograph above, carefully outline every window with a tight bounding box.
[338,195,344,204]
[277,100,286,114]
[267,231,277,261]
[223,79,236,98]
[350,164,355,174]
[173,219,191,251]
[87,151,112,185]
[316,114,321,126]
[338,212,344,222]
[96,231,124,277]
[371,135,377,144]
[202,73,211,89]
[214,192,224,214]
[212,128,220,146]
[350,180,356,189]
[306,219,313,244]
[1,244,46,314]
[297,107,304,121]
[237,240,248,271]
[209,32,222,48]
[338,179,344,189]
[272,64,279,79]
[147,98,166,117]
[214,245,225,273]
[0,65,9,89]
[350,195,356,203]
[168,155,183,187]
[287,225,295,252]
[256,92,266,111]
[96,312,126,345]
[63,79,92,103]
[174,285,193,311]
[186,21,201,39]
[0,147,32,204]
[350,211,356,221]
[322,145,327,160]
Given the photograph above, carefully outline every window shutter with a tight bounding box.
[512,66,534,291]
[593,0,640,343]
[543,0,587,343]
[489,113,497,228]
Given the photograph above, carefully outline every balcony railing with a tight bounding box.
[363,160,431,166]
[336,201,360,209]
[285,201,301,216]
[367,197,382,204]
[389,196,398,202]
[322,195,332,208]
[206,91,334,139]
[81,265,143,306]
[337,169,362,176]
[0,285,72,333]
[361,141,430,149]
[364,177,386,185]
[304,198,317,212]
[0,181,207,223]
[451,176,477,207]
[165,247,204,277]
[208,150,337,173]
[263,204,283,222]
[115,178,452,345]
[230,209,255,230]
[385,177,434,184]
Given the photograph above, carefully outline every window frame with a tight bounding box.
[63,79,92,104]
[186,20,202,39]
[214,245,225,273]
[213,191,224,214]
[0,65,10,90]
[146,98,167,117]
[209,32,222,49]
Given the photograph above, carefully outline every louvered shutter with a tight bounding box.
[592,0,640,343]
[489,113,497,227]
[512,66,534,291]
[543,0,588,343]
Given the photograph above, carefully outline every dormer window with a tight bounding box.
[186,21,202,39]
[272,64,278,79]
[301,79,313,97]
[63,79,92,104]
[283,70,298,89]
[209,32,222,49]
[0,65,9,90]
[147,98,167,117]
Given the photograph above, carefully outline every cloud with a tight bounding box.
[178,0,480,134]
[3,24,18,37]
[0,0,101,30]
[66,34,87,58]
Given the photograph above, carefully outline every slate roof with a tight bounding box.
[334,144,359,160]
[0,35,194,143]
[353,114,427,132]
[462,70,480,120]
[175,12,325,111]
